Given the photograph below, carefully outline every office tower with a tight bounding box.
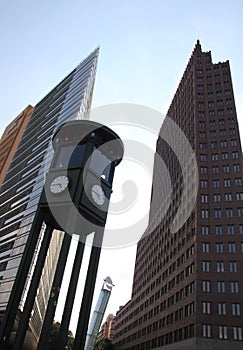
[85,277,114,350]
[0,105,33,187]
[114,41,243,349]
[0,48,99,342]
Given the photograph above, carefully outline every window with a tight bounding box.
[201,194,208,203]
[211,141,217,149]
[216,261,224,272]
[227,225,234,234]
[232,151,239,159]
[218,326,227,339]
[199,143,207,149]
[199,132,206,138]
[213,194,221,202]
[217,281,225,293]
[210,120,216,126]
[235,178,242,186]
[202,261,210,272]
[233,164,240,172]
[202,324,211,338]
[222,152,228,160]
[220,141,227,148]
[216,243,223,253]
[210,130,216,137]
[219,119,225,125]
[220,129,226,136]
[230,281,239,293]
[199,121,205,128]
[218,303,226,315]
[236,193,243,200]
[201,226,209,235]
[212,153,219,161]
[202,302,211,314]
[225,193,232,201]
[223,165,230,173]
[224,179,231,187]
[200,180,208,188]
[228,117,234,124]
[212,166,219,174]
[230,128,236,135]
[200,154,207,161]
[215,226,222,235]
[238,208,243,216]
[202,243,210,253]
[229,262,237,272]
[226,208,233,217]
[228,243,236,253]
[240,225,243,234]
[231,139,237,146]
[233,327,242,341]
[200,167,208,174]
[202,280,211,292]
[201,209,209,219]
[213,180,220,188]
[214,209,222,218]
[232,303,240,315]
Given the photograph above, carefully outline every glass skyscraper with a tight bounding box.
[0,48,99,341]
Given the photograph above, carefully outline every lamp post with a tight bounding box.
[0,120,123,350]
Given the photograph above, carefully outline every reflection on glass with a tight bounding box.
[90,149,112,182]
[54,144,85,168]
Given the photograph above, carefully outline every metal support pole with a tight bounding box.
[0,207,44,350]
[37,233,72,350]
[12,224,54,350]
[72,228,104,350]
[57,238,86,350]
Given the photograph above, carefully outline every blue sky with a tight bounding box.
[1,0,243,333]
[1,1,243,132]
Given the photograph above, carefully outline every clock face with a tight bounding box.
[50,175,69,194]
[91,184,105,206]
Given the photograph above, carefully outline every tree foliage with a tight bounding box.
[47,322,74,350]
[94,336,114,350]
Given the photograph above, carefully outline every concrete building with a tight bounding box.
[0,48,99,344]
[99,314,116,341]
[0,105,33,187]
[114,41,243,349]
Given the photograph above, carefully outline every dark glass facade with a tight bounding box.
[114,41,243,349]
[0,48,99,340]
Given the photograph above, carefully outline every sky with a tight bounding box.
[1,0,243,334]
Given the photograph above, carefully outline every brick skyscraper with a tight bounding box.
[114,41,243,349]
[0,105,33,187]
